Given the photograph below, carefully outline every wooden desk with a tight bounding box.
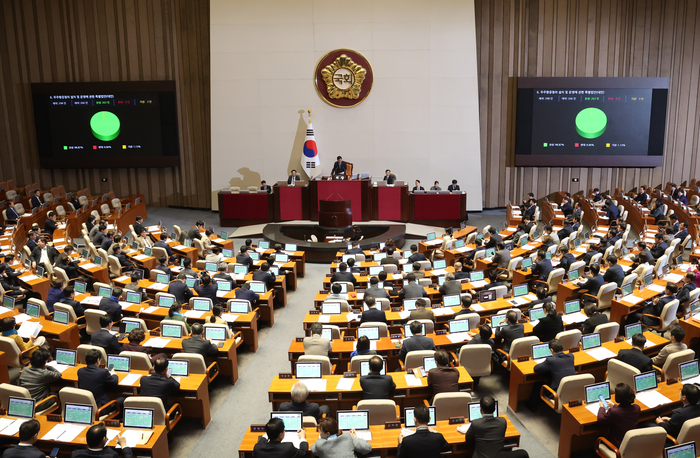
[559,381,683,457]
[77,260,110,285]
[18,271,50,301]
[61,366,212,428]
[0,415,169,457]
[508,331,668,412]
[238,418,520,458]
[609,271,685,326]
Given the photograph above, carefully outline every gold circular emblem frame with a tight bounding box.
[313,49,374,108]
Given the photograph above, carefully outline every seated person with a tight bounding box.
[467,324,495,350]
[532,302,562,343]
[616,333,653,372]
[77,349,123,414]
[182,323,218,358]
[492,241,511,269]
[252,262,276,289]
[98,287,123,322]
[260,180,271,193]
[582,302,608,335]
[359,296,387,325]
[579,263,605,300]
[61,285,86,325]
[162,302,192,333]
[195,274,219,303]
[527,338,575,411]
[346,258,361,274]
[398,273,428,299]
[213,263,234,290]
[439,272,462,296]
[180,257,199,278]
[652,325,687,367]
[603,255,625,287]
[364,276,388,299]
[347,242,363,255]
[626,282,677,326]
[208,305,227,325]
[597,383,641,448]
[407,244,427,263]
[360,356,395,399]
[254,417,307,458]
[111,245,134,272]
[154,233,176,262]
[453,261,470,280]
[558,246,575,273]
[326,282,345,300]
[236,246,254,269]
[19,348,62,404]
[408,298,435,322]
[350,335,378,358]
[454,295,475,317]
[303,323,332,356]
[430,181,441,191]
[412,180,425,193]
[654,384,700,438]
[462,239,485,272]
[312,417,372,458]
[124,272,148,302]
[205,246,223,263]
[404,262,425,280]
[650,233,668,259]
[235,281,260,305]
[427,349,459,398]
[72,424,132,458]
[494,310,524,352]
[380,248,400,266]
[187,220,204,241]
[466,396,530,458]
[677,272,697,305]
[2,419,46,458]
[1,317,46,355]
[399,321,436,362]
[139,357,181,410]
[91,315,122,355]
[122,328,167,364]
[153,256,174,281]
[397,404,449,458]
[447,179,460,192]
[525,286,548,316]
[330,262,357,286]
[280,381,330,420]
[484,227,503,250]
[168,272,194,304]
[532,250,553,281]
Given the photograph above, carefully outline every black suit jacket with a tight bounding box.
[252,270,276,288]
[4,206,19,221]
[331,271,357,286]
[533,351,576,391]
[447,184,460,192]
[359,373,396,399]
[286,175,301,185]
[168,281,194,304]
[100,237,114,252]
[139,373,180,410]
[360,307,387,324]
[494,323,524,352]
[187,228,202,241]
[26,239,38,253]
[91,328,122,355]
[559,253,576,273]
[253,438,308,458]
[133,222,146,236]
[408,252,427,263]
[63,298,85,320]
[659,403,700,438]
[533,314,563,343]
[532,259,553,281]
[99,297,123,322]
[2,445,47,458]
[331,161,347,175]
[397,428,449,458]
[650,242,668,259]
[582,312,609,334]
[261,185,272,193]
[30,195,42,208]
[235,287,259,304]
[77,364,119,407]
[279,400,324,420]
[484,234,502,249]
[182,335,218,359]
[604,264,625,287]
[154,240,174,258]
[383,175,395,184]
[580,274,604,297]
[616,348,653,373]
[399,335,436,361]
[44,219,57,237]
[30,246,59,266]
[71,448,133,458]
[465,415,508,458]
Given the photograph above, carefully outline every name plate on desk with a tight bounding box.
[251,424,266,433]
[343,372,357,378]
[309,310,319,315]
[181,304,192,310]
[615,336,625,343]
[320,291,328,294]
[149,330,160,336]
[569,347,580,353]
[385,421,401,429]
[47,414,61,422]
[343,336,355,341]
[391,334,402,340]
[667,377,679,385]
[568,399,583,407]
[278,373,293,379]
[295,337,304,342]
[105,420,120,427]
[517,356,529,362]
[435,330,446,336]
[449,416,465,424]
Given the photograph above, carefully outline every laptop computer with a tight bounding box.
[155,273,170,285]
[369,266,383,276]
[98,286,112,298]
[634,371,658,393]
[448,319,471,334]
[485,248,496,258]
[491,313,507,330]
[479,290,496,303]
[625,323,643,340]
[249,281,266,293]
[285,244,297,252]
[53,310,69,325]
[405,406,436,427]
[63,403,93,425]
[25,302,40,318]
[123,408,155,429]
[233,264,248,276]
[568,270,580,281]
[74,281,87,294]
[321,302,341,315]
[433,259,447,269]
[359,359,386,376]
[205,262,218,272]
[402,264,412,273]
[295,362,322,379]
[470,271,485,282]
[342,254,355,263]
[192,298,212,311]
[437,276,446,286]
[468,401,498,422]
[36,266,45,277]
[426,232,437,242]
[320,327,333,341]
[143,247,153,257]
[337,410,371,439]
[455,239,466,249]
[7,397,34,419]
[564,300,581,315]
[271,411,303,431]
[121,319,142,334]
[665,442,696,458]
[403,299,418,311]
[107,355,131,372]
[513,284,528,297]
[529,307,546,322]
[161,324,183,338]
[258,240,270,249]
[276,253,289,263]
[620,282,634,297]
[184,239,193,248]
[357,326,380,340]
[403,251,412,259]
[679,360,700,382]
[404,323,426,337]
[373,253,387,262]
[185,277,198,288]
[2,296,15,309]
[228,300,250,314]
[222,249,233,258]
[581,333,602,351]
[532,342,551,361]
[644,273,654,287]
[157,296,175,308]
[167,359,189,377]
[443,295,461,307]
[521,258,533,269]
[584,382,611,405]
[423,356,437,371]
[204,326,227,341]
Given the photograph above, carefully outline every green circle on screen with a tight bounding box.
[90,111,121,141]
[575,107,607,139]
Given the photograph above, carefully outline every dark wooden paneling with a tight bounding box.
[475,0,700,208]
[0,0,211,208]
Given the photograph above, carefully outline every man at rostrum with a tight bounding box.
[330,155,347,176]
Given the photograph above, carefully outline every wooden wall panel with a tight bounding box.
[476,0,700,207]
[0,0,211,208]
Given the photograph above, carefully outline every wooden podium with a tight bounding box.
[319,200,352,228]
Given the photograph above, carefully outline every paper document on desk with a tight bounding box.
[522,244,536,250]
[585,347,617,361]
[317,315,331,323]
[119,301,133,309]
[398,311,411,320]
[17,321,42,339]
[279,432,303,449]
[81,296,103,305]
[625,338,654,348]
[355,431,373,441]
[115,275,130,283]
[471,304,485,312]
[0,418,16,435]
[0,306,12,316]
[505,227,516,232]
[575,247,587,254]
[433,308,455,316]
[21,274,39,282]
[508,297,530,306]
[119,373,143,386]
[221,314,239,323]
[106,428,121,443]
[530,320,540,327]
[446,332,471,344]
[562,312,587,325]
[682,375,700,385]
[143,306,159,314]
[173,245,187,251]
[404,374,423,387]
[424,239,442,246]
[431,269,448,276]
[646,284,666,293]
[151,283,169,291]
[455,246,472,253]
[80,263,97,270]
[184,310,205,318]
[47,361,71,373]
[336,378,355,390]
[663,273,683,283]
[133,254,149,261]
[401,428,416,436]
[0,419,27,436]
[470,280,487,288]
[346,312,360,322]
[621,295,645,305]
[456,423,471,434]
[302,378,327,392]
[120,430,147,448]
[390,274,403,281]
[13,313,32,324]
[636,390,672,409]
[585,403,603,416]
[145,338,171,348]
[621,265,632,273]
[54,245,66,250]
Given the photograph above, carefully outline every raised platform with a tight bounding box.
[262,223,406,263]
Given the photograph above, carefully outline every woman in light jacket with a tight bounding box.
[310,417,372,458]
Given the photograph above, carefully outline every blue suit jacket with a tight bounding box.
[533,352,575,391]
[77,364,118,407]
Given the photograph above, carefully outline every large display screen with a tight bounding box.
[515,77,668,167]
[31,81,180,168]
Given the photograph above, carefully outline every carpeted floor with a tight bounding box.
[140,206,558,458]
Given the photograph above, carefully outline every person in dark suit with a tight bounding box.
[77,349,123,414]
[287,169,301,185]
[627,282,677,326]
[654,384,700,438]
[522,199,537,220]
[360,297,387,324]
[346,242,364,255]
[560,197,573,217]
[44,212,58,238]
[616,334,653,372]
[92,224,108,247]
[154,233,176,262]
[380,248,400,267]
[467,324,495,350]
[650,200,665,224]
[330,156,347,176]
[677,272,698,305]
[252,262,276,289]
[439,272,462,296]
[526,338,576,411]
[29,190,42,209]
[253,417,308,458]
[453,261,470,280]
[153,256,174,281]
[494,310,524,352]
[490,242,511,270]
[235,282,260,304]
[3,202,20,224]
[533,302,563,343]
[99,287,123,322]
[412,180,425,192]
[99,231,115,252]
[187,220,204,241]
[466,396,530,458]
[650,233,668,259]
[182,323,218,358]
[532,250,553,281]
[454,296,476,317]
[597,383,641,448]
[2,419,47,458]
[360,356,396,399]
[260,180,272,193]
[603,255,625,287]
[364,277,388,300]
[398,273,428,300]
[604,199,620,220]
[71,424,133,458]
[132,216,146,238]
[91,315,121,355]
[558,246,576,274]
[676,221,690,241]
[399,321,436,361]
[407,244,427,263]
[427,349,459,399]
[557,220,574,241]
[25,231,38,254]
[111,245,133,272]
[168,273,194,304]
[634,186,649,204]
[462,239,486,272]
[484,227,502,249]
[397,404,449,458]
[579,263,605,300]
[447,179,460,192]
[382,169,395,184]
[233,247,253,270]
[139,357,181,410]
[582,303,608,334]
[30,238,59,269]
[61,285,85,324]
[330,262,357,286]
[280,381,330,420]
